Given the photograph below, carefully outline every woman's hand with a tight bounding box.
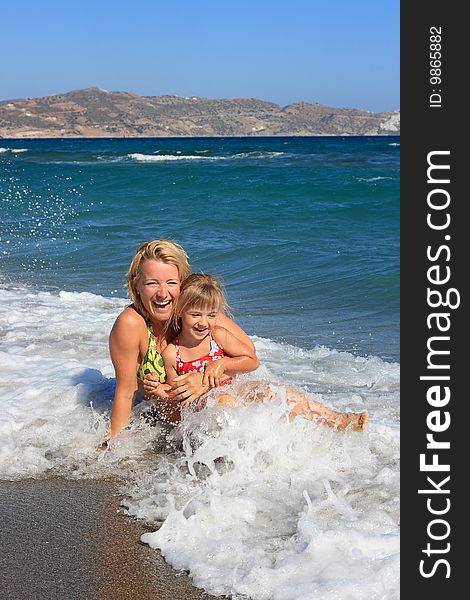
[143,373,164,398]
[202,358,230,389]
[170,372,208,406]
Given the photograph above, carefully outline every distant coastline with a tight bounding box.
[0,87,400,139]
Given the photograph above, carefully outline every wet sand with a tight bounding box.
[0,478,218,600]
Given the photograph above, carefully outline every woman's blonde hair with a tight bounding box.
[172,273,231,331]
[126,239,191,317]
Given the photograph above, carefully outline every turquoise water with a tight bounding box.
[1,136,399,360]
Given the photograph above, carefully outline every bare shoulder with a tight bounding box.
[110,306,147,347]
[111,306,145,332]
[215,313,255,353]
[162,342,177,360]
[215,313,234,329]
[212,325,229,334]
[212,325,230,344]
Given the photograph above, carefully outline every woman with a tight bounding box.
[106,239,257,443]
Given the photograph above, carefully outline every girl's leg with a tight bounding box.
[214,381,368,431]
[216,392,238,407]
[285,386,368,431]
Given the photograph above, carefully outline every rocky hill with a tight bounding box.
[0,87,400,138]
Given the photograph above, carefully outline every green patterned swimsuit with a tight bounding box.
[138,320,166,383]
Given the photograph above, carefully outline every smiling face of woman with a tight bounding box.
[136,260,181,323]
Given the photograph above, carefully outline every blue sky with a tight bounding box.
[0,0,399,112]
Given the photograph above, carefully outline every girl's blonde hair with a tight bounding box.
[172,273,231,331]
[126,239,191,318]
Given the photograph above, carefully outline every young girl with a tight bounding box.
[162,274,368,431]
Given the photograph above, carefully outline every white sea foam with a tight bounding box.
[127,153,221,162]
[0,284,400,599]
[232,151,285,159]
[127,151,286,163]
[357,176,393,182]
[0,147,29,154]
[137,388,399,599]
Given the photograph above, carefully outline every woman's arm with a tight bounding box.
[108,311,141,439]
[203,326,259,388]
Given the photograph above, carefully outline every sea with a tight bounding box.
[0,137,400,599]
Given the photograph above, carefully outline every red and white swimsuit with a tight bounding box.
[175,333,232,386]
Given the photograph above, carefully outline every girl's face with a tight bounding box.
[136,260,180,322]
[181,304,218,341]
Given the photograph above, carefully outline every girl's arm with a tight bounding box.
[170,318,258,404]
[216,313,256,354]
[161,344,179,386]
[204,326,260,388]
[161,345,209,415]
[163,344,210,405]
[169,372,211,405]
